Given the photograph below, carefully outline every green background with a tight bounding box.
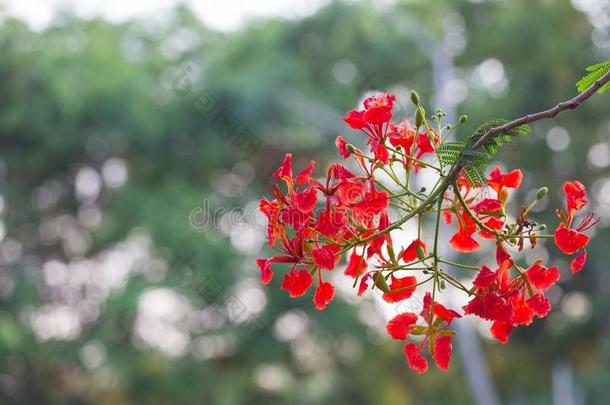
[0,0,609,403]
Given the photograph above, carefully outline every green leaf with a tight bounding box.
[463,164,487,187]
[436,141,465,165]
[576,60,610,94]
[454,119,529,187]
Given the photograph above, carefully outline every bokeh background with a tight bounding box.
[0,0,609,403]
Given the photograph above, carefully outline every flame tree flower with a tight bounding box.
[256,63,609,373]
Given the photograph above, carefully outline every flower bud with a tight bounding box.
[539,224,547,230]
[410,90,420,106]
[373,273,390,293]
[415,108,425,128]
[459,115,468,123]
[536,187,548,200]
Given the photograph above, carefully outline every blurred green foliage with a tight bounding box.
[0,1,609,404]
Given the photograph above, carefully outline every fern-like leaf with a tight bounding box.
[463,164,487,187]
[576,60,610,94]
[456,119,529,187]
[437,142,465,166]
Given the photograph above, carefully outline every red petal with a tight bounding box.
[570,250,587,273]
[473,265,497,289]
[490,321,512,344]
[312,246,337,270]
[256,259,273,285]
[434,305,462,324]
[273,153,293,181]
[313,281,335,310]
[358,273,371,296]
[382,275,417,303]
[374,143,390,164]
[526,264,560,292]
[404,343,428,374]
[502,169,523,189]
[401,239,427,263]
[496,243,512,267]
[442,211,453,224]
[563,180,587,217]
[386,312,418,340]
[296,160,316,184]
[554,223,590,255]
[449,230,480,253]
[482,294,513,322]
[342,110,367,129]
[293,187,318,213]
[344,250,366,278]
[433,335,453,371]
[335,136,350,158]
[471,198,502,214]
[281,269,313,298]
[315,210,347,236]
[527,293,551,318]
[510,291,534,326]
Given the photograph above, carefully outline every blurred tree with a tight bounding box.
[0,0,608,404]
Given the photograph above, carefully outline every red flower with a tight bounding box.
[363,93,396,125]
[335,136,351,158]
[344,250,366,278]
[350,188,389,224]
[388,120,415,152]
[420,292,461,324]
[563,180,587,220]
[570,250,587,273]
[510,291,535,326]
[479,217,504,239]
[404,343,428,374]
[293,187,318,213]
[554,223,590,255]
[342,110,367,129]
[449,212,480,253]
[373,143,390,164]
[383,274,417,303]
[256,258,274,285]
[401,239,427,263]
[273,153,293,183]
[296,160,316,185]
[486,166,522,194]
[386,312,418,340]
[526,263,560,292]
[415,131,438,160]
[313,281,335,310]
[433,336,453,371]
[281,269,313,298]
[312,245,338,270]
[471,198,502,214]
[358,273,371,296]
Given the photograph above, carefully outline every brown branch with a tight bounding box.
[447,68,610,181]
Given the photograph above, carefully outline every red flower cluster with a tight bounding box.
[554,181,597,272]
[258,150,390,310]
[257,92,597,373]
